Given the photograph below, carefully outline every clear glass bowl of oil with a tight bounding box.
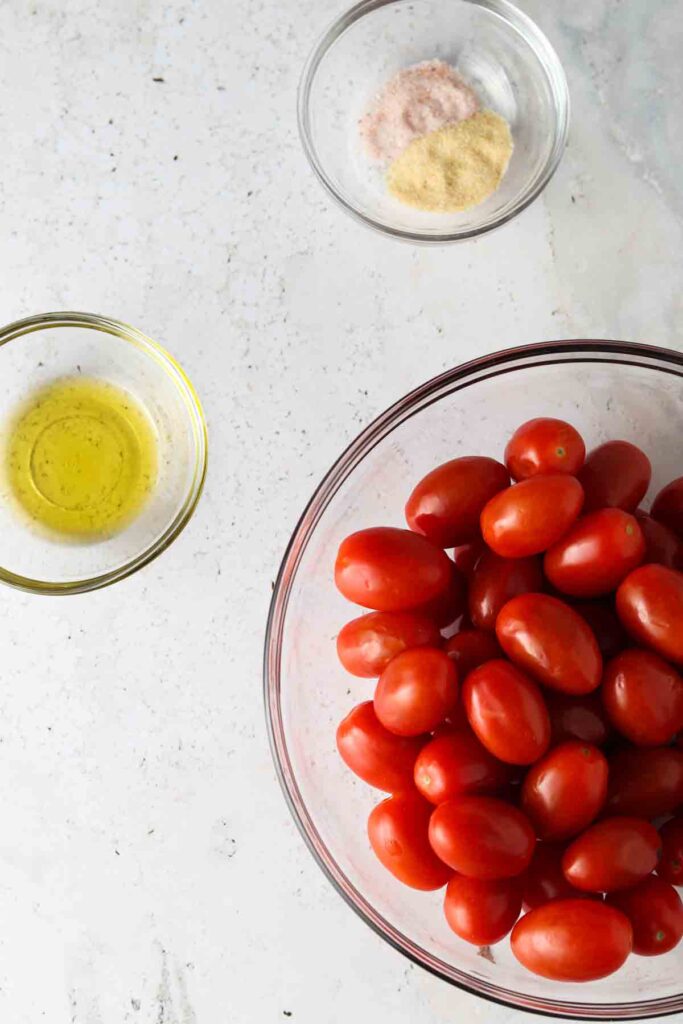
[0,312,207,594]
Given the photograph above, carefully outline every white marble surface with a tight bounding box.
[0,0,681,1021]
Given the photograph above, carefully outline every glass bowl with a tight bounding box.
[0,311,207,595]
[265,341,683,1020]
[298,0,570,242]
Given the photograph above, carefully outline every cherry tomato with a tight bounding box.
[547,691,612,747]
[468,550,544,632]
[602,649,683,746]
[523,843,582,910]
[504,418,585,481]
[496,593,602,695]
[413,729,511,805]
[616,563,683,664]
[521,741,608,842]
[463,660,550,765]
[336,611,441,677]
[374,647,458,736]
[405,456,510,547]
[443,629,502,677]
[578,440,651,513]
[368,792,451,890]
[607,875,683,956]
[444,874,523,946]
[573,600,627,660]
[336,702,424,792]
[657,815,683,887]
[544,509,645,598]
[335,527,453,611]
[606,747,683,818]
[635,510,683,570]
[562,816,662,892]
[452,538,486,577]
[511,900,633,981]
[652,476,683,538]
[481,475,584,558]
[429,795,535,879]
[413,561,467,629]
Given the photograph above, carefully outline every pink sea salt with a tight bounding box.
[360,59,479,163]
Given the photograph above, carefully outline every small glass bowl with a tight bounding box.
[265,341,683,1019]
[0,311,207,595]
[298,0,570,242]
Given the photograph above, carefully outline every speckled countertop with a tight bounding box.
[0,1,681,1022]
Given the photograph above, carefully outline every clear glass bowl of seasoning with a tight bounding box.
[0,311,207,594]
[266,341,683,1019]
[298,0,570,242]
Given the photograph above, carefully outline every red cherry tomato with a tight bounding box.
[635,510,683,570]
[463,660,550,765]
[504,418,585,481]
[374,647,458,736]
[468,550,544,632]
[511,900,633,981]
[657,815,683,887]
[413,729,511,805]
[607,875,683,956]
[523,843,583,911]
[429,795,535,879]
[336,610,441,677]
[496,593,602,695]
[578,440,651,513]
[335,527,453,611]
[444,874,523,946]
[652,476,683,538]
[481,475,584,558]
[546,691,612,746]
[405,456,510,547]
[443,629,502,677]
[412,561,467,629]
[368,792,451,890]
[336,702,424,792]
[605,746,683,818]
[602,648,683,746]
[544,509,645,598]
[573,600,627,660]
[616,563,683,664]
[452,538,485,577]
[521,741,608,842]
[562,816,662,892]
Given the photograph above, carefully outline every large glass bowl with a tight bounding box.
[0,311,207,595]
[265,341,683,1020]
[298,0,569,242]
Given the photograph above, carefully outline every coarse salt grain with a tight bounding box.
[360,59,479,163]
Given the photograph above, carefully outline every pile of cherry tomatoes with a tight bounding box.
[334,417,683,983]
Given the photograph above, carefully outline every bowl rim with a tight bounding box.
[264,339,683,1020]
[0,310,208,595]
[297,0,571,243]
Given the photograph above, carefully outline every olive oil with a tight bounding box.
[5,377,157,541]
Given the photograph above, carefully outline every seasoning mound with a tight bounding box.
[386,109,513,213]
[360,59,479,163]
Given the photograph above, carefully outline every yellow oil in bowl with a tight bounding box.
[5,377,157,541]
